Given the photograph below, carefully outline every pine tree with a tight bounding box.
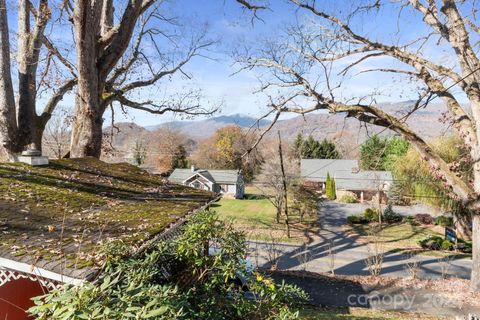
[172,145,188,169]
[292,133,304,159]
[325,173,337,200]
[326,173,332,199]
[331,178,336,200]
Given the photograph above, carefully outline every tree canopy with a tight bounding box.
[292,133,340,160]
[193,126,263,182]
[360,136,409,171]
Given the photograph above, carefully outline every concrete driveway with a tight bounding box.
[248,201,471,280]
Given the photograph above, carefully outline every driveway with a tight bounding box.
[248,201,471,280]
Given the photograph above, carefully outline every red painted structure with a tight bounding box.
[0,271,51,320]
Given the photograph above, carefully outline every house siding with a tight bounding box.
[168,169,244,199]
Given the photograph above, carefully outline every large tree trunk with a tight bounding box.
[472,214,480,291]
[17,0,37,150]
[70,0,103,158]
[70,101,103,158]
[454,211,472,240]
[0,0,17,159]
[469,97,480,291]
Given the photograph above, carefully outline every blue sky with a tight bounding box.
[7,0,466,126]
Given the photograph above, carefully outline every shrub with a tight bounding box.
[347,215,369,224]
[382,204,402,223]
[405,216,418,226]
[414,213,434,225]
[435,215,454,227]
[326,173,336,200]
[441,239,453,251]
[339,194,357,203]
[364,208,380,222]
[458,241,472,253]
[29,211,308,320]
[418,235,445,250]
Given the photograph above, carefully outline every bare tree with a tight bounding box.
[0,0,16,160]
[0,0,76,155]
[256,138,297,224]
[131,139,148,166]
[278,131,291,238]
[239,0,480,292]
[147,127,190,173]
[66,0,217,158]
[43,109,72,159]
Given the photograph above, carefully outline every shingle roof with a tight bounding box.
[334,170,393,191]
[0,158,214,282]
[169,169,240,184]
[301,159,358,182]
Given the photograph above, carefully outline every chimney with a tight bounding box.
[191,165,196,172]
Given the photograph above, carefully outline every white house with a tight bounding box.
[168,166,244,199]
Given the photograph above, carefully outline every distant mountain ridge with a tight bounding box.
[145,114,270,138]
[105,103,452,161]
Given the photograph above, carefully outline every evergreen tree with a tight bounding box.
[360,135,386,170]
[326,173,331,198]
[360,136,409,170]
[171,145,188,169]
[331,178,336,200]
[299,135,340,159]
[319,138,340,159]
[292,133,304,159]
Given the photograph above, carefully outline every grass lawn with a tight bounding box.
[345,222,470,257]
[212,186,319,243]
[299,306,444,320]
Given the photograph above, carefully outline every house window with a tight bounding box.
[192,181,202,189]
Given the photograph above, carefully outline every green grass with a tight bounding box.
[213,186,319,243]
[212,197,276,228]
[299,306,445,319]
[347,222,470,257]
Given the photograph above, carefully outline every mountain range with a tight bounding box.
[145,114,271,139]
[105,102,453,160]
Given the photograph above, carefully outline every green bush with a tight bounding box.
[435,215,454,227]
[458,241,472,253]
[441,239,453,251]
[347,215,369,224]
[326,173,336,200]
[29,211,308,320]
[419,235,445,251]
[339,194,357,203]
[364,208,380,222]
[405,216,418,226]
[382,204,402,223]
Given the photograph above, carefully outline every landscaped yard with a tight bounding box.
[345,221,470,257]
[212,186,320,243]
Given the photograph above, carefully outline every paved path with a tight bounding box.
[269,272,480,318]
[248,201,472,280]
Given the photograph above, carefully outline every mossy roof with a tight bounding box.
[0,157,214,280]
